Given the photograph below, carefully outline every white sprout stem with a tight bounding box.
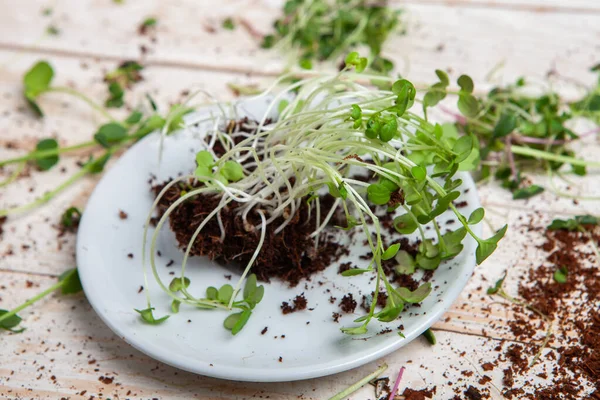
[228,210,268,309]
[141,174,196,306]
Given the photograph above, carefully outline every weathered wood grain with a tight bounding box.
[0,1,598,85]
[1,0,599,398]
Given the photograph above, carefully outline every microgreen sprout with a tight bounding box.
[61,206,82,228]
[0,61,175,217]
[486,272,552,367]
[262,0,402,71]
[0,268,82,333]
[434,66,600,199]
[140,57,506,335]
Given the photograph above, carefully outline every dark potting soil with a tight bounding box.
[152,180,348,286]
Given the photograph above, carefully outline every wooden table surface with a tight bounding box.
[0,1,599,399]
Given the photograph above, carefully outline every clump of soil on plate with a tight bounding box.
[152,180,347,286]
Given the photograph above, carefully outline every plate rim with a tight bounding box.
[77,106,482,382]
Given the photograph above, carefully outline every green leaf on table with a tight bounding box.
[125,110,143,125]
[0,309,25,333]
[422,328,436,345]
[135,307,169,325]
[105,82,124,108]
[58,268,83,294]
[493,113,517,137]
[94,123,127,148]
[24,61,54,98]
[457,75,474,93]
[61,207,82,228]
[553,266,568,284]
[86,153,112,174]
[487,272,507,295]
[222,17,235,30]
[435,69,450,86]
[548,215,598,231]
[35,138,59,171]
[513,184,544,200]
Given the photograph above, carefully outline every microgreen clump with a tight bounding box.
[141,57,506,335]
[262,0,402,71]
[0,268,82,333]
[435,66,600,199]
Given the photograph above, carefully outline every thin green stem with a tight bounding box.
[0,167,89,217]
[45,87,115,121]
[0,162,26,187]
[511,146,600,168]
[0,280,64,326]
[0,141,96,167]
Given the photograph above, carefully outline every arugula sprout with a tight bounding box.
[0,268,83,333]
[427,69,600,199]
[548,215,598,231]
[23,61,54,116]
[46,25,60,35]
[35,138,59,170]
[422,328,436,345]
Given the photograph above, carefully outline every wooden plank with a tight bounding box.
[0,1,598,85]
[2,271,595,399]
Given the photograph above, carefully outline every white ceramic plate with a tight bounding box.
[77,98,482,382]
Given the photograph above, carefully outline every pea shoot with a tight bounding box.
[141,53,506,335]
[262,0,402,71]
